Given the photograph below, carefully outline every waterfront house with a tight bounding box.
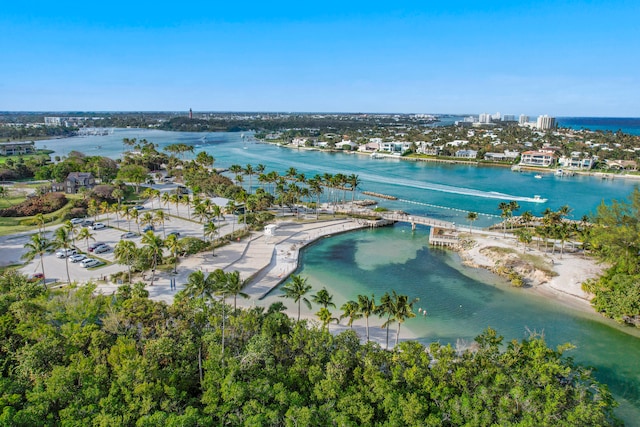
[65,172,95,194]
[520,151,556,167]
[0,141,36,156]
[484,150,520,162]
[455,149,478,159]
[558,152,597,170]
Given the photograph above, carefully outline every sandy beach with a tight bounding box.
[456,229,605,311]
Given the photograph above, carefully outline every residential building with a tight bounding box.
[536,115,556,130]
[0,141,36,156]
[519,114,529,125]
[65,172,95,194]
[558,152,597,170]
[520,151,556,167]
[455,149,478,159]
[484,150,520,162]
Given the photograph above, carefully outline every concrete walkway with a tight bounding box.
[95,217,369,305]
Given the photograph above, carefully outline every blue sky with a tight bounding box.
[1,1,639,116]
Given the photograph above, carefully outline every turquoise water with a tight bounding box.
[558,117,640,136]
[37,130,640,423]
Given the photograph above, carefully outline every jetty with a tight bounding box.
[361,191,397,200]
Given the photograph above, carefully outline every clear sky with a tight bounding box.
[2,1,639,116]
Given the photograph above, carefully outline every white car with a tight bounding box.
[70,218,84,224]
[56,248,78,258]
[94,245,111,254]
[69,254,86,263]
[81,258,101,268]
[92,222,106,230]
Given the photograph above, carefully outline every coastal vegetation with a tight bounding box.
[0,269,621,426]
[583,188,640,326]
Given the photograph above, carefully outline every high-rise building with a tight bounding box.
[536,115,556,130]
[519,114,529,125]
[189,108,193,119]
[478,113,491,124]
[502,114,516,122]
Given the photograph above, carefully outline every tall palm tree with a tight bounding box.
[466,211,478,234]
[52,227,73,284]
[22,234,53,285]
[183,270,216,301]
[244,164,255,194]
[203,222,218,257]
[77,227,95,250]
[225,270,249,312]
[141,231,164,286]
[312,287,335,309]
[392,293,419,346]
[376,291,395,349]
[114,239,138,283]
[340,300,362,329]
[280,274,312,321]
[357,294,376,342]
[497,202,511,237]
[130,208,140,234]
[140,211,155,232]
[34,213,46,236]
[348,174,361,202]
[121,205,132,232]
[162,192,172,214]
[165,234,182,274]
[63,220,78,249]
[225,200,239,234]
[154,209,167,239]
[317,307,339,331]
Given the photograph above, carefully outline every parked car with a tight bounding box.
[69,254,86,263]
[142,224,155,232]
[121,231,139,239]
[133,205,145,211]
[70,218,84,225]
[88,242,105,252]
[94,244,111,254]
[56,248,78,258]
[28,272,45,281]
[92,222,106,230]
[81,258,101,268]
[82,220,94,227]
[168,231,181,237]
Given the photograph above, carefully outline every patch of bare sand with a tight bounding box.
[458,232,606,312]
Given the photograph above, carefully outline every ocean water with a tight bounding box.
[35,129,640,424]
[558,117,640,136]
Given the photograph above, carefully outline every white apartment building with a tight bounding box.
[536,115,556,130]
[519,114,529,125]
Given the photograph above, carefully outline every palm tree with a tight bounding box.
[392,293,419,346]
[140,211,155,232]
[280,274,312,321]
[225,270,249,312]
[121,205,132,232]
[317,307,339,331]
[63,220,78,249]
[165,234,182,274]
[340,300,362,329]
[357,294,376,342]
[34,213,46,236]
[203,222,218,257]
[244,164,255,194]
[376,291,395,349]
[130,208,140,234]
[183,270,216,301]
[114,240,138,283]
[141,231,164,286]
[77,227,95,250]
[466,211,478,234]
[225,200,239,234]
[312,287,335,309]
[497,202,511,237]
[52,227,73,284]
[229,164,243,185]
[154,210,167,239]
[348,174,361,202]
[22,234,53,285]
[162,192,172,214]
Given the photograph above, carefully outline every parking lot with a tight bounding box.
[15,201,241,285]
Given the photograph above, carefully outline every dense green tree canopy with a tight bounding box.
[0,270,620,426]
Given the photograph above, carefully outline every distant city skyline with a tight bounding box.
[1,1,639,116]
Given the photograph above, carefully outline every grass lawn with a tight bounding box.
[0,151,51,165]
[0,194,83,237]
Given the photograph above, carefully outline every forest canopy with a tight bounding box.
[0,270,620,426]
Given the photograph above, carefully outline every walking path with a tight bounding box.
[95,217,369,305]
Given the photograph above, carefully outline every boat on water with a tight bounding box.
[511,165,522,172]
[370,152,385,159]
[534,174,542,179]
[533,195,547,203]
[555,169,564,176]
